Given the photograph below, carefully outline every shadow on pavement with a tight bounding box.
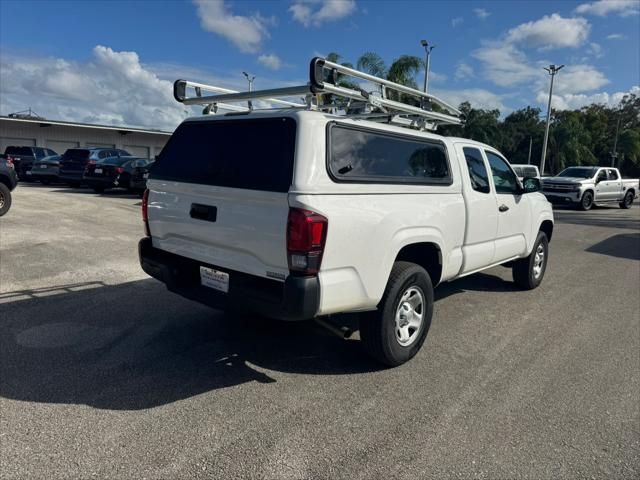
[586,233,640,261]
[435,271,518,302]
[554,208,640,231]
[0,279,374,410]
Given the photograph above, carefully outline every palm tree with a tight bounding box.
[356,52,424,101]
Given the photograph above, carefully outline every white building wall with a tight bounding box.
[0,119,171,158]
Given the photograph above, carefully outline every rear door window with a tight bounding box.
[328,124,451,184]
[463,147,490,194]
[152,117,296,192]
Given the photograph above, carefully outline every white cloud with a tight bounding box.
[290,0,357,27]
[472,42,538,87]
[506,14,590,49]
[473,8,490,20]
[575,0,639,17]
[538,64,609,95]
[606,33,625,40]
[0,46,207,130]
[586,42,604,57]
[451,16,464,27]
[258,53,283,70]
[194,0,271,53]
[536,85,640,110]
[454,62,474,81]
[433,88,507,112]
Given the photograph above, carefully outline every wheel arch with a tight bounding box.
[539,220,553,242]
[393,241,443,287]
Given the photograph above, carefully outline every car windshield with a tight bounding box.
[64,149,90,160]
[557,167,597,179]
[5,146,33,156]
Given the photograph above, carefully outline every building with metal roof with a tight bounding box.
[0,116,172,159]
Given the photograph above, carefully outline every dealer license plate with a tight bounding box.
[199,266,229,293]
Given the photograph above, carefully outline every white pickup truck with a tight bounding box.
[138,59,554,366]
[542,166,638,210]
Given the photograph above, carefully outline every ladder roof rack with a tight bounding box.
[174,57,463,130]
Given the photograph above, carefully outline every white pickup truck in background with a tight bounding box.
[542,166,638,210]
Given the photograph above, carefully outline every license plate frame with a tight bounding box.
[94,168,103,174]
[199,266,229,293]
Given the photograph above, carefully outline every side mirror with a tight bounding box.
[522,177,541,193]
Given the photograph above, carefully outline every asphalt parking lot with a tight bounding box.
[1,183,639,479]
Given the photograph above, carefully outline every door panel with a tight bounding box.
[457,145,497,274]
[485,151,530,263]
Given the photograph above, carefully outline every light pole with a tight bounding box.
[611,112,621,167]
[242,71,255,110]
[420,40,435,94]
[540,64,564,176]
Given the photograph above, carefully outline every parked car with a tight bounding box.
[130,159,155,192]
[0,157,19,216]
[84,156,152,193]
[58,148,131,187]
[542,166,639,210]
[511,164,541,181]
[30,155,62,185]
[3,146,57,180]
[138,110,554,367]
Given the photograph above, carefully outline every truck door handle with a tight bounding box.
[190,203,217,222]
[499,204,509,212]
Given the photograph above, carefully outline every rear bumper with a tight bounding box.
[138,237,320,321]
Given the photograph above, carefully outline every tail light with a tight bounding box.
[115,167,124,174]
[5,159,14,168]
[142,189,150,237]
[88,160,96,165]
[287,207,328,275]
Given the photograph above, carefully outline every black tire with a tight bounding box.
[513,231,549,290]
[578,191,594,211]
[40,179,51,186]
[359,261,434,367]
[93,187,105,193]
[0,183,12,217]
[68,182,81,188]
[619,191,634,209]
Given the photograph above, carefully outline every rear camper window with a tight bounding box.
[328,124,451,185]
[151,117,296,193]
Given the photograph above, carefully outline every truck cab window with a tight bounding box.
[463,147,490,193]
[485,151,519,194]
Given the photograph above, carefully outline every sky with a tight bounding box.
[1,0,639,131]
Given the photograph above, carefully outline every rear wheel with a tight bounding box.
[0,183,12,216]
[68,182,81,188]
[40,179,51,186]
[619,191,634,209]
[359,261,434,367]
[93,186,105,193]
[513,231,549,290]
[578,191,594,211]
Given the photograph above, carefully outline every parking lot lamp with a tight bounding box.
[540,64,564,176]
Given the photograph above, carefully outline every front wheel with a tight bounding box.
[578,191,594,211]
[359,261,434,367]
[619,191,634,209]
[513,231,549,290]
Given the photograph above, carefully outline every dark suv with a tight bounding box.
[3,146,58,180]
[58,148,131,187]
